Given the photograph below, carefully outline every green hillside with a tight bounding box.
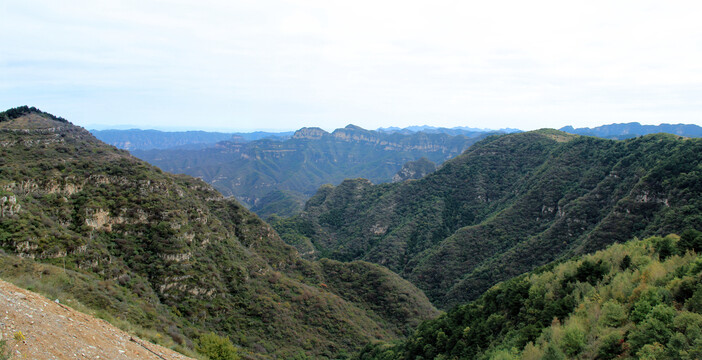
[275,130,702,308]
[357,233,702,359]
[133,125,491,218]
[0,107,438,359]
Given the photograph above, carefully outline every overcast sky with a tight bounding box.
[2,1,702,131]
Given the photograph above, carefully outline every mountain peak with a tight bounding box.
[292,127,329,139]
[344,124,367,131]
[0,106,71,127]
[529,128,578,142]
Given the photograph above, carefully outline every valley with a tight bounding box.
[275,129,702,309]
[0,107,437,359]
[131,125,493,218]
[1,106,701,359]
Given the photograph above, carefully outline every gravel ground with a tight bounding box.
[0,279,195,360]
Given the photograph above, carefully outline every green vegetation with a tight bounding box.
[356,234,702,359]
[6,107,702,359]
[0,109,437,359]
[0,254,196,355]
[0,105,68,123]
[196,332,240,360]
[0,338,10,360]
[134,125,492,218]
[276,130,702,308]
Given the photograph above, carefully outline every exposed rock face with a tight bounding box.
[292,127,329,139]
[0,195,20,217]
[84,208,112,230]
[392,158,436,182]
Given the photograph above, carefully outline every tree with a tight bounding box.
[652,236,678,261]
[678,229,702,253]
[601,300,627,327]
[560,325,585,356]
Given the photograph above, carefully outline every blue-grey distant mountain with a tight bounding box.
[134,125,496,218]
[90,128,293,150]
[377,125,521,136]
[560,122,702,139]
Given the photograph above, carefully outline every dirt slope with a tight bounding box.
[0,279,194,360]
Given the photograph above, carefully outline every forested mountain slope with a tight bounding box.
[357,233,702,360]
[275,130,702,308]
[0,106,438,359]
[133,125,491,218]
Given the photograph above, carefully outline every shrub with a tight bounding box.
[0,339,11,360]
[196,332,239,360]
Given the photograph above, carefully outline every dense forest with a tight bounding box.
[357,232,702,359]
[274,130,702,308]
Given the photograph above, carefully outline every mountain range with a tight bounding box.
[132,125,494,218]
[560,122,702,139]
[275,129,702,308]
[91,129,294,151]
[376,125,522,135]
[2,106,701,359]
[91,122,702,154]
[0,106,437,359]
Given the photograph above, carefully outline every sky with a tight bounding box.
[2,0,702,132]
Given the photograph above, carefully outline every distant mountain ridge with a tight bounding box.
[134,124,497,218]
[91,129,293,150]
[91,125,515,152]
[561,122,702,139]
[377,124,521,135]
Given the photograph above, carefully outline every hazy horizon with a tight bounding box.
[3,1,702,131]
[82,120,697,134]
